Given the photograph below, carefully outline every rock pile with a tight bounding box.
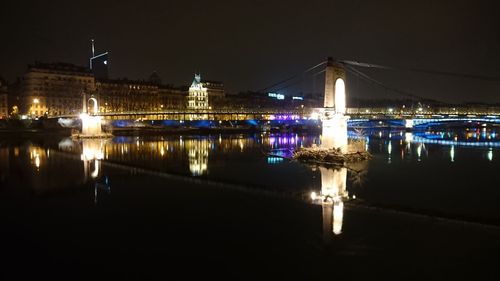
[293,147,371,165]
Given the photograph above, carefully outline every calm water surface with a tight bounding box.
[1,127,499,220]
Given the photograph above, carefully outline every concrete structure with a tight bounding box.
[78,92,105,137]
[321,58,349,152]
[0,79,8,119]
[19,62,95,117]
[324,57,347,111]
[187,74,209,109]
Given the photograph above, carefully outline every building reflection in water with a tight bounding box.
[186,138,210,176]
[311,166,348,241]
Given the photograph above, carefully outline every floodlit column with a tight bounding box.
[321,115,348,153]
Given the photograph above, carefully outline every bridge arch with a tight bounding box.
[88,97,99,115]
[334,78,346,114]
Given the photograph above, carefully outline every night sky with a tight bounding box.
[1,0,500,103]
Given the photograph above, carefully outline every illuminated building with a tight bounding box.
[96,79,187,113]
[95,79,159,113]
[158,85,186,110]
[19,62,96,117]
[203,80,225,107]
[0,78,8,118]
[187,74,209,109]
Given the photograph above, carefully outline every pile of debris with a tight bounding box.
[293,147,371,165]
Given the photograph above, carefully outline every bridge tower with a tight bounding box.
[324,57,347,114]
[78,92,108,137]
[321,57,349,152]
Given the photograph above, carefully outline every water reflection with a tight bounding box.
[187,139,210,176]
[0,147,9,181]
[81,139,105,181]
[362,130,499,163]
[311,166,348,240]
[59,138,111,203]
[450,145,455,162]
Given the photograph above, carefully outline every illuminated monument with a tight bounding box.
[321,57,349,153]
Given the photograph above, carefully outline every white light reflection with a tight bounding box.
[417,143,422,161]
[311,167,348,239]
[81,139,105,181]
[487,148,493,162]
[450,145,455,162]
[187,138,210,176]
[387,141,392,164]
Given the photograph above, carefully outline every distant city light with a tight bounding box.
[310,112,319,120]
[292,96,303,100]
[310,192,317,200]
[268,92,285,100]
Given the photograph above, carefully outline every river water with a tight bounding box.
[1,126,499,279]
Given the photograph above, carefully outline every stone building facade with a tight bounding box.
[17,63,230,117]
[96,79,187,113]
[20,62,95,117]
[187,74,209,109]
[203,80,225,107]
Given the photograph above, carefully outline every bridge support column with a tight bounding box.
[405,119,414,130]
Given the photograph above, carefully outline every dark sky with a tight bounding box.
[1,0,500,103]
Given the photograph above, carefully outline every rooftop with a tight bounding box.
[28,62,92,74]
